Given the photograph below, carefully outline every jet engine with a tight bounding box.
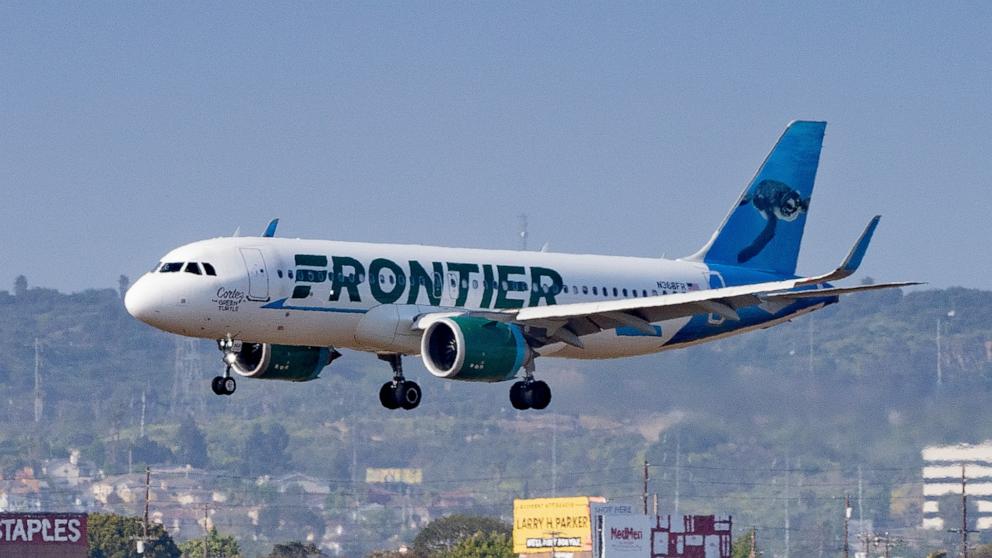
[421,316,530,382]
[230,343,340,382]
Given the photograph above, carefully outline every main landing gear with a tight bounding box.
[509,363,551,410]
[377,354,421,411]
[212,338,238,396]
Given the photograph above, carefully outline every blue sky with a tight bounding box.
[1,3,988,292]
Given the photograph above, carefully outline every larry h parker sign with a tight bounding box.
[513,496,604,554]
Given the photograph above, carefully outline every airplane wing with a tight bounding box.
[415,216,921,348]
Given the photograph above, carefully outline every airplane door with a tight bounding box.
[704,271,725,325]
[240,248,270,302]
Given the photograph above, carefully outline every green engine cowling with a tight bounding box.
[231,343,340,382]
[420,316,530,382]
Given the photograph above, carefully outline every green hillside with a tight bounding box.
[1,279,990,557]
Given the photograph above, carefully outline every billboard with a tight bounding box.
[0,513,87,558]
[601,515,652,558]
[513,496,596,554]
[365,468,423,484]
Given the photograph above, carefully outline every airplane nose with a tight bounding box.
[124,278,159,323]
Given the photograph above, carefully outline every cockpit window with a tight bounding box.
[160,262,183,273]
[202,263,217,276]
[184,262,202,275]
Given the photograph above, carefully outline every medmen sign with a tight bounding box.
[0,513,87,558]
[513,496,600,555]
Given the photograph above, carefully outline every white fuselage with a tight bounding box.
[125,236,804,360]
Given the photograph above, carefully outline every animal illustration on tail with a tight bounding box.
[736,179,810,263]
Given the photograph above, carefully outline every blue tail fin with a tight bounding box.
[688,120,826,276]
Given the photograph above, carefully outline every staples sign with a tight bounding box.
[0,513,87,546]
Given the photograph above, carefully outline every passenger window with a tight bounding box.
[160,262,183,273]
[622,288,628,297]
[389,275,395,285]
[277,270,283,278]
[472,279,479,289]
[450,277,457,288]
[592,287,598,295]
[633,290,638,297]
[288,270,294,279]
[602,287,608,297]
[462,279,468,289]
[613,287,619,297]
[203,263,216,276]
[643,290,648,297]
[582,286,588,295]
[652,290,658,296]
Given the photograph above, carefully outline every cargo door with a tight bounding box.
[241,248,270,302]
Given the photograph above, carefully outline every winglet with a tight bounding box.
[795,215,881,287]
[262,218,280,238]
[838,215,880,276]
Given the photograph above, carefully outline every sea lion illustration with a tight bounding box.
[736,179,809,263]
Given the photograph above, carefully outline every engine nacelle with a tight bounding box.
[231,343,340,382]
[421,316,530,382]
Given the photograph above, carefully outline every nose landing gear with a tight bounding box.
[212,337,239,396]
[377,353,421,410]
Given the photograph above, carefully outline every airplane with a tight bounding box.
[124,120,917,411]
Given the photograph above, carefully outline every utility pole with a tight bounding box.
[143,466,150,551]
[653,493,658,517]
[784,456,790,558]
[34,338,43,423]
[203,503,209,558]
[642,459,649,515]
[937,317,943,385]
[947,464,978,558]
[674,434,681,516]
[749,527,757,558]
[844,494,851,558]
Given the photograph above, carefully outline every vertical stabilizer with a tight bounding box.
[687,121,826,276]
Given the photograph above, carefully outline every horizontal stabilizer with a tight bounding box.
[764,281,923,300]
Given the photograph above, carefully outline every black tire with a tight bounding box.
[379,382,400,410]
[399,381,422,410]
[531,380,551,410]
[510,381,529,410]
[210,376,224,395]
[222,376,237,395]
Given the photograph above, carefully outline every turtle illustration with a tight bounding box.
[736,179,809,263]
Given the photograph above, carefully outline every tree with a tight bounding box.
[439,531,513,558]
[972,543,992,558]
[240,422,291,476]
[412,515,511,558]
[131,436,175,465]
[118,275,130,300]
[13,275,27,297]
[178,527,241,558]
[175,415,209,468]
[87,512,180,558]
[262,541,327,558]
[731,529,757,558]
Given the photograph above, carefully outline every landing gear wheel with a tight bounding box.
[510,381,529,410]
[379,382,400,410]
[221,376,237,395]
[211,376,225,396]
[397,381,422,410]
[529,380,551,410]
